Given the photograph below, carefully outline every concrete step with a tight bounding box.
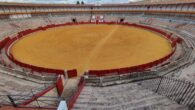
[73,82,188,110]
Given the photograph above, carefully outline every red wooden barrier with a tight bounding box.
[0,37,11,50]
[87,22,177,76]
[67,69,77,78]
[4,22,178,77]
[56,76,64,96]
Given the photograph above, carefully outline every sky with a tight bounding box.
[0,0,142,4]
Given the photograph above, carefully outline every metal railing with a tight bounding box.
[0,95,61,109]
[139,76,195,109]
[0,64,57,82]
[0,83,57,107]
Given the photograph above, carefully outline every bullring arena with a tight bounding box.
[0,1,194,110]
[10,24,172,75]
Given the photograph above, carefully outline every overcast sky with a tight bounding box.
[0,0,142,4]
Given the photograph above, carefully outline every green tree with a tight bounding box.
[81,1,84,4]
[76,1,80,4]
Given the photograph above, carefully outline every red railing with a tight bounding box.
[67,77,85,110]
[4,22,84,76]
[0,37,11,50]
[56,76,64,96]
[21,84,56,106]
[1,22,181,109]
[4,22,179,77]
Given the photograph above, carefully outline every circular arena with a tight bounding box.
[0,1,194,110]
[10,24,172,75]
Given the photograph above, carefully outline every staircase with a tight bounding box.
[72,83,187,110]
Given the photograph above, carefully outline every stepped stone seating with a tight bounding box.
[104,15,119,22]
[0,20,18,37]
[178,24,195,36]
[72,83,187,110]
[122,15,145,23]
[0,14,194,109]
[0,14,91,38]
[72,14,91,22]
[0,50,57,83]
[46,16,71,24]
[0,72,51,105]
[138,77,195,108]
[85,71,158,87]
[142,20,195,77]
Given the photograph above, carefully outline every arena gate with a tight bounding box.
[91,15,104,23]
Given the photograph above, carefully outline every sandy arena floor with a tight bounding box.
[11,24,172,75]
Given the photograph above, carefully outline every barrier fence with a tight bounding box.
[0,84,58,107]
[0,21,187,109]
[87,22,180,76]
[0,95,60,109]
[0,77,84,110]
[0,77,64,108]
[140,76,195,109]
[85,70,158,85]
[56,76,64,96]
[2,22,181,77]
[21,84,57,106]
[4,33,78,77]
[3,36,77,77]
[3,23,74,75]
[0,37,11,50]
